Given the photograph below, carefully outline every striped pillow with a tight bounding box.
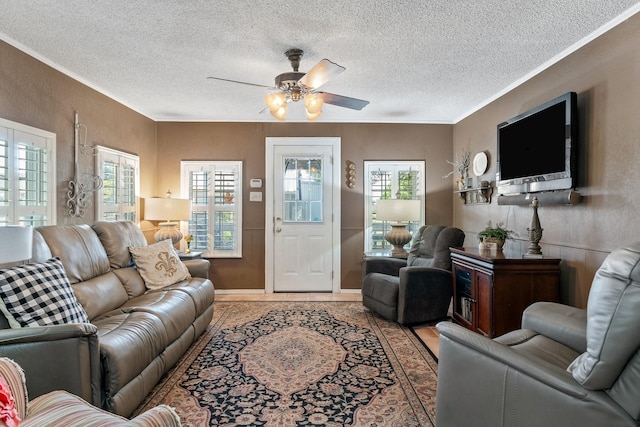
[27,390,182,426]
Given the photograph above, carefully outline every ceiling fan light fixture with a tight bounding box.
[290,87,302,102]
[305,109,322,121]
[206,48,367,122]
[271,104,287,121]
[304,93,324,115]
[265,92,287,112]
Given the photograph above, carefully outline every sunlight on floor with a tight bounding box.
[413,326,440,359]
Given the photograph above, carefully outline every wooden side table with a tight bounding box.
[178,251,202,261]
[362,251,408,260]
[450,247,560,338]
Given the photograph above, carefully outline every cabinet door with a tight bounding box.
[475,270,493,337]
[452,264,473,328]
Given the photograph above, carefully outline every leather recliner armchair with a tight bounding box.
[361,225,465,325]
[436,241,640,426]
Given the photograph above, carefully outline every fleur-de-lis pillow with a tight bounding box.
[129,239,191,290]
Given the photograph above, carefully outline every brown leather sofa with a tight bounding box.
[0,221,214,417]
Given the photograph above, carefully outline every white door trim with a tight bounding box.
[265,137,341,293]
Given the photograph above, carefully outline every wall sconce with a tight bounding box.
[66,112,103,217]
[345,160,356,188]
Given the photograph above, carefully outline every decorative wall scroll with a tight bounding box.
[66,112,103,217]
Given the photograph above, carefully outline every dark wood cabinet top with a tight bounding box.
[450,247,560,266]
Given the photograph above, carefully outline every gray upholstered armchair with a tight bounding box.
[436,242,640,427]
[361,225,465,325]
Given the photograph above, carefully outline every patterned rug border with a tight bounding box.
[134,301,438,426]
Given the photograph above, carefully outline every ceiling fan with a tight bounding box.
[207,48,369,121]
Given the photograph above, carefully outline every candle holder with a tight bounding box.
[524,197,544,258]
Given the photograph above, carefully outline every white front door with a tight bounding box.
[266,137,340,293]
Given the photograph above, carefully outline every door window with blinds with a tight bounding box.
[181,161,243,258]
[95,146,139,222]
[0,118,56,226]
[364,161,425,253]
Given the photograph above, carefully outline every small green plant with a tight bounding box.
[477,221,517,242]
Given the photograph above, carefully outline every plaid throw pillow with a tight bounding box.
[0,257,90,327]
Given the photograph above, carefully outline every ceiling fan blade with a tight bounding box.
[318,92,370,110]
[207,76,274,89]
[298,59,345,90]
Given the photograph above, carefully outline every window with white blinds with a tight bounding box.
[95,146,139,222]
[0,118,56,226]
[364,161,425,253]
[181,161,243,258]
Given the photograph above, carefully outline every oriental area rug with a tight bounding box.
[135,302,438,426]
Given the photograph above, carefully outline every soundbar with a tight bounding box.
[497,190,581,206]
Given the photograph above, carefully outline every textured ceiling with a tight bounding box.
[1,1,639,123]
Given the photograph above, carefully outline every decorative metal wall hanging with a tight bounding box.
[66,112,103,217]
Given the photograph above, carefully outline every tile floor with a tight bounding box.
[215,292,440,358]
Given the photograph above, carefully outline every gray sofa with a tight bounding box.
[436,241,640,426]
[0,221,214,417]
[361,225,465,325]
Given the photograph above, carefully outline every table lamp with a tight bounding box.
[144,197,192,245]
[0,225,33,265]
[376,199,421,257]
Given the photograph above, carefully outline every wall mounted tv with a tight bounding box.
[496,92,578,196]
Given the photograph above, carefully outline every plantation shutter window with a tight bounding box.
[95,146,140,222]
[181,161,243,258]
[364,161,425,253]
[0,118,56,226]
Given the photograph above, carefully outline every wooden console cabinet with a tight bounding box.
[450,247,560,338]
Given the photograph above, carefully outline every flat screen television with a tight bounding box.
[496,92,578,195]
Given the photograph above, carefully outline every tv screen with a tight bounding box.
[496,92,577,195]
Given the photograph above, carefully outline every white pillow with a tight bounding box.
[129,239,191,290]
[0,257,90,327]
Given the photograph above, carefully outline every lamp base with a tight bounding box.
[154,222,183,245]
[385,224,412,258]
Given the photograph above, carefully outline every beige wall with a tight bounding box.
[6,11,638,301]
[0,40,157,224]
[1,39,454,292]
[156,122,453,290]
[453,14,640,308]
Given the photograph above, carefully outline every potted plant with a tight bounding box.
[478,221,516,250]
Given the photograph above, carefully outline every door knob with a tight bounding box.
[275,227,282,233]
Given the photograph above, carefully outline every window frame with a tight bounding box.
[0,117,56,226]
[363,160,425,254]
[95,146,140,222]
[181,160,243,258]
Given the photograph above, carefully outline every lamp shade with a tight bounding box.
[376,199,421,222]
[144,198,191,222]
[0,225,33,264]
